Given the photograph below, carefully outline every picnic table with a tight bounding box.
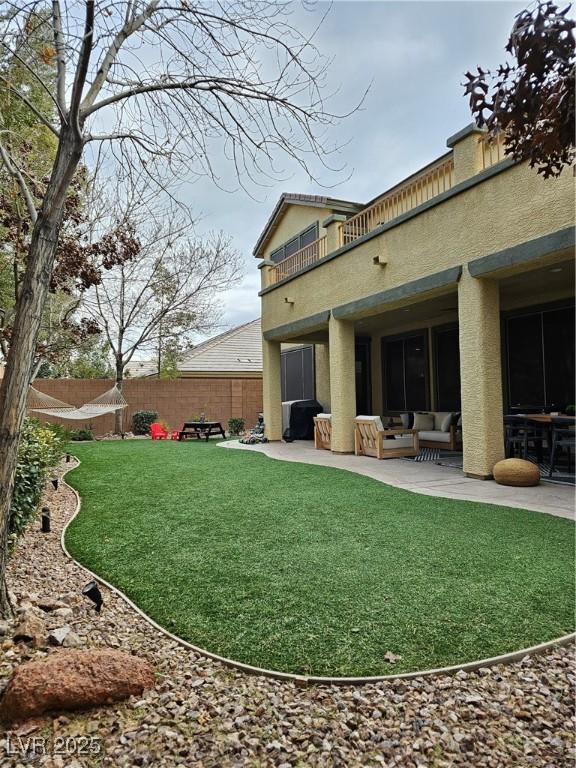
[178,421,226,441]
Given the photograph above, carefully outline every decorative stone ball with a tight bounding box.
[493,458,540,487]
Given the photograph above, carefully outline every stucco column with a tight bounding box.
[262,339,283,440]
[447,123,485,184]
[328,315,356,453]
[314,343,331,411]
[458,267,505,478]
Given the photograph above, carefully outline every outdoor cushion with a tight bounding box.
[434,412,454,432]
[316,413,331,420]
[413,412,434,431]
[418,430,451,443]
[356,415,385,431]
[381,436,415,449]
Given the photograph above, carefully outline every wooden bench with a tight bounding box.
[313,414,332,450]
[354,416,419,460]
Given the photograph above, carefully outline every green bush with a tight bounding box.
[227,417,245,436]
[9,419,65,541]
[132,410,158,435]
[69,428,94,441]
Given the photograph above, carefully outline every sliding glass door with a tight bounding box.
[505,303,575,411]
[382,331,429,412]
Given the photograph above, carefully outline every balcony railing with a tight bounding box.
[338,156,454,248]
[480,132,507,170]
[269,236,328,284]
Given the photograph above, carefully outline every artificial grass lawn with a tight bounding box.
[65,440,575,677]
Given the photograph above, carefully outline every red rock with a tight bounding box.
[0,649,155,723]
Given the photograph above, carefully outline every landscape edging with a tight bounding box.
[60,459,575,687]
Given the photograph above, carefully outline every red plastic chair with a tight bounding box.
[150,422,168,440]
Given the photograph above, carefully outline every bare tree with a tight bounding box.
[0,1,351,615]
[84,217,241,433]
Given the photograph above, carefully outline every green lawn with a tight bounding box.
[65,440,574,677]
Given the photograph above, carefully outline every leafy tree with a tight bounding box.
[464,1,575,177]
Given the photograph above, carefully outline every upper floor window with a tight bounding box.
[270,222,318,263]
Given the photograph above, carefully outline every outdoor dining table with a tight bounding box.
[505,414,575,464]
[178,421,226,441]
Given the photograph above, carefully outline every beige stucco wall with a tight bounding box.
[260,161,573,333]
[262,204,332,260]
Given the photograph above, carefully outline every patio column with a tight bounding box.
[262,339,283,441]
[329,315,356,453]
[314,343,331,411]
[458,267,505,478]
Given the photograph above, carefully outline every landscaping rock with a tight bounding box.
[0,649,155,723]
[47,626,72,646]
[12,611,45,647]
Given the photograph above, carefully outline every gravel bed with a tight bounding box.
[0,460,574,767]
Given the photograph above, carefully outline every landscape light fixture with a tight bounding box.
[41,507,50,534]
[51,477,59,491]
[65,453,71,463]
[82,580,103,613]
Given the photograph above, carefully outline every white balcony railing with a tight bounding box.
[338,156,454,247]
[268,236,328,284]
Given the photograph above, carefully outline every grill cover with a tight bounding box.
[282,399,322,441]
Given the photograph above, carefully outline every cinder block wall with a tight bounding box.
[30,378,263,434]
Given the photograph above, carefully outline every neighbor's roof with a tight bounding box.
[178,318,262,374]
[253,193,362,258]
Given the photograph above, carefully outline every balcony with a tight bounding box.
[338,155,455,248]
[269,236,328,285]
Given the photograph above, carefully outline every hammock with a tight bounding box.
[28,384,127,420]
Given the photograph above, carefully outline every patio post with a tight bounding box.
[262,339,283,440]
[458,267,505,478]
[314,343,331,411]
[328,315,356,453]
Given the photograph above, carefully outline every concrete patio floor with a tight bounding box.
[221,439,575,519]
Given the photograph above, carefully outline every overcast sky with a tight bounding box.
[182,0,526,341]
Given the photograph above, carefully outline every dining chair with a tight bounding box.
[548,417,575,477]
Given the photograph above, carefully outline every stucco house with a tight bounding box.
[255,123,575,479]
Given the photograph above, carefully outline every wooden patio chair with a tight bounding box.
[354,416,419,460]
[313,413,332,450]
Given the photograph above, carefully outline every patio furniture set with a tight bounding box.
[150,421,226,442]
[314,411,576,476]
[314,411,462,460]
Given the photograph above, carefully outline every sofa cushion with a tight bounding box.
[356,415,384,431]
[418,430,451,443]
[400,412,414,429]
[433,412,454,432]
[381,436,415,449]
[413,412,434,431]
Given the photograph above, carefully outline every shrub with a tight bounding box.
[69,428,94,441]
[227,417,245,436]
[9,419,66,541]
[132,410,158,435]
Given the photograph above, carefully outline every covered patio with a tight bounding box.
[262,237,575,482]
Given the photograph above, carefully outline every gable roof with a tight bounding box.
[178,318,262,374]
[253,193,361,258]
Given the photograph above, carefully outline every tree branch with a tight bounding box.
[0,140,38,224]
[0,76,60,137]
[51,0,67,118]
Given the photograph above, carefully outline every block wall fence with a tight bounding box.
[29,378,263,435]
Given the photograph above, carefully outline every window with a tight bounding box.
[433,326,461,411]
[506,304,575,410]
[270,223,319,264]
[382,331,429,412]
[281,346,315,401]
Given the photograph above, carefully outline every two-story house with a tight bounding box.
[254,124,575,478]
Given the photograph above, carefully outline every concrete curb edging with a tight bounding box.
[60,459,575,687]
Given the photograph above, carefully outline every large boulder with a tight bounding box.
[0,649,155,723]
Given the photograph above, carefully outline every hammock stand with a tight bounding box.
[28,384,128,420]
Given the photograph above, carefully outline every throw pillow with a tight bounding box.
[413,412,434,431]
[433,412,453,432]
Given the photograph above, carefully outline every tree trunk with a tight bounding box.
[0,129,83,618]
[114,356,124,435]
